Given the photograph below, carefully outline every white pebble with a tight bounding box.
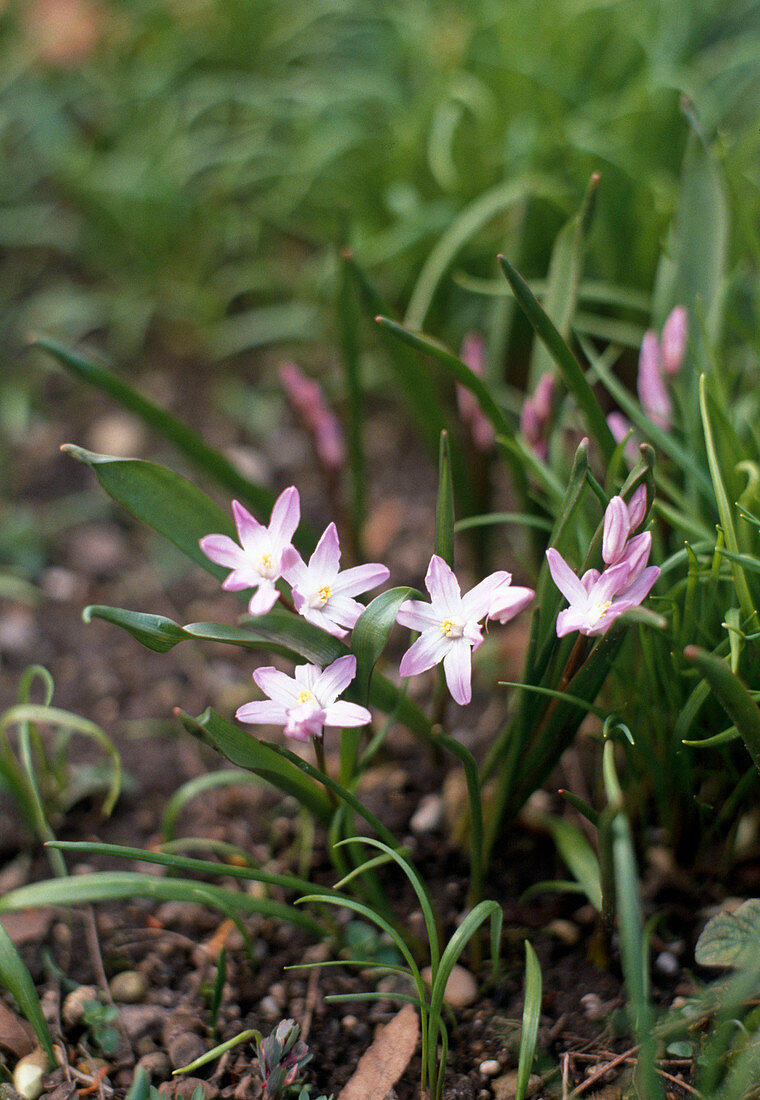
[479,1059,500,1077]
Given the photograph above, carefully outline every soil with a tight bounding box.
[0,361,714,1099]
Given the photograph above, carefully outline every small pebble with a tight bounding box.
[136,1051,171,1082]
[479,1059,500,1077]
[341,1015,359,1031]
[168,1032,207,1071]
[62,985,99,1028]
[109,970,148,1004]
[259,996,281,1017]
[655,950,679,976]
[410,794,444,834]
[420,964,478,1008]
[580,992,604,1020]
[13,1050,48,1100]
[545,918,581,947]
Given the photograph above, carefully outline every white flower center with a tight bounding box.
[440,618,464,638]
[592,600,612,623]
[258,551,277,579]
[308,583,332,608]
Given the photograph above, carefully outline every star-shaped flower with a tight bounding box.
[281,523,389,638]
[199,487,300,616]
[236,654,371,742]
[396,555,530,705]
[546,547,659,638]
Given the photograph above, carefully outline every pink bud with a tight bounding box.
[660,306,688,375]
[626,485,647,531]
[280,361,345,472]
[457,333,495,452]
[603,496,630,565]
[637,330,671,430]
[533,372,555,421]
[607,412,638,465]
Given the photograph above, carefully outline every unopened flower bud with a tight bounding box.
[660,306,688,376]
[637,330,671,430]
[602,496,630,565]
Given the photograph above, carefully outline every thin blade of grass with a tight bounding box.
[515,941,542,1100]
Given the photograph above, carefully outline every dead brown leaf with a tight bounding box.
[0,1002,37,1059]
[337,1003,419,1100]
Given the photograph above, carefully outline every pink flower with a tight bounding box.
[637,330,672,430]
[281,523,389,639]
[200,488,300,616]
[520,372,555,459]
[280,361,345,471]
[396,556,530,705]
[236,655,371,742]
[660,306,688,376]
[457,333,495,452]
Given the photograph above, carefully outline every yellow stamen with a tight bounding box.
[298,690,312,704]
[260,552,273,569]
[317,584,332,604]
[440,619,455,637]
[595,600,612,619]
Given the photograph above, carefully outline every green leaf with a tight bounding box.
[63,447,235,578]
[684,646,760,777]
[0,872,323,936]
[176,708,333,823]
[497,255,615,462]
[84,606,190,653]
[695,899,760,969]
[351,587,416,705]
[435,430,455,567]
[35,336,276,519]
[700,375,756,627]
[529,172,600,386]
[0,921,55,1062]
[515,941,542,1100]
[541,817,602,912]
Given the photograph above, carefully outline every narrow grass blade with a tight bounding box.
[700,374,756,626]
[529,172,599,386]
[684,646,760,776]
[34,336,276,520]
[540,818,602,911]
[48,840,328,898]
[515,941,542,1100]
[435,430,455,567]
[0,872,324,936]
[497,254,615,462]
[160,770,263,841]
[1,704,121,817]
[437,732,484,909]
[0,922,55,1062]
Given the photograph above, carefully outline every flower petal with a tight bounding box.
[425,555,461,614]
[396,600,440,631]
[322,594,364,631]
[592,561,632,603]
[253,666,302,706]
[620,564,660,604]
[248,584,280,616]
[309,522,341,581]
[488,585,534,624]
[199,534,246,569]
[280,547,307,587]
[545,548,586,604]
[313,655,357,706]
[236,700,288,725]
[298,604,349,638]
[268,486,300,549]
[460,570,512,622]
[294,664,321,692]
[232,501,265,550]
[399,629,449,678]
[324,701,372,728]
[443,638,473,705]
[626,485,647,531]
[331,562,390,598]
[616,531,651,581]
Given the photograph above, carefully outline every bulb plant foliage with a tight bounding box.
[6,106,760,1093]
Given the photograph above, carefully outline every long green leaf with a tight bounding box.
[0,872,323,936]
[700,375,756,626]
[351,587,416,705]
[515,941,542,1100]
[435,430,455,567]
[498,254,615,462]
[0,922,55,1062]
[684,646,760,777]
[35,336,276,518]
[63,447,235,578]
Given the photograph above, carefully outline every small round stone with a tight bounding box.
[62,985,99,1028]
[420,964,478,1008]
[478,1059,500,1077]
[109,970,148,1004]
